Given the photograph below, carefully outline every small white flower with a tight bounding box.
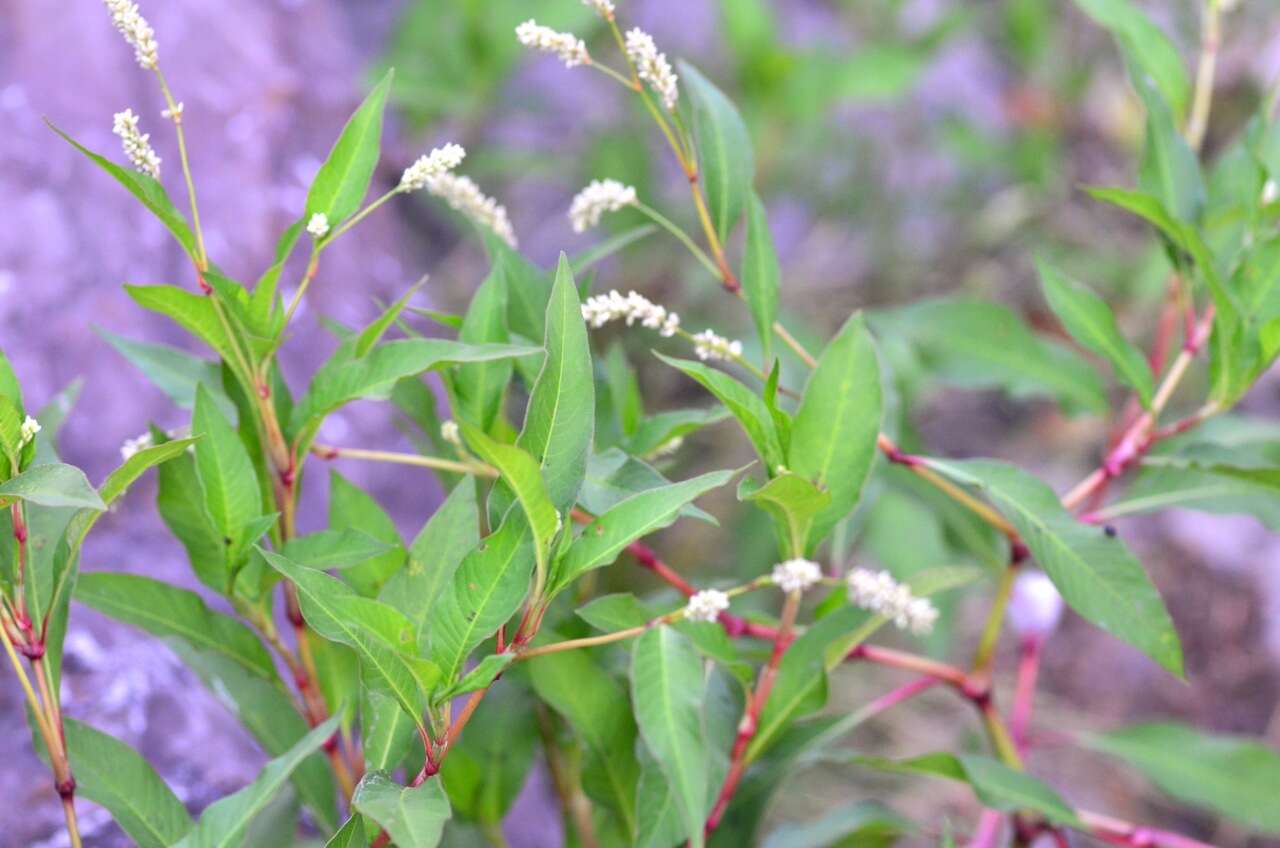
[120,431,154,461]
[625,28,679,110]
[306,213,330,239]
[692,329,743,362]
[583,0,615,18]
[569,179,638,233]
[516,20,589,68]
[161,102,184,121]
[425,173,518,248]
[648,435,684,459]
[1263,179,1278,205]
[1007,571,1064,639]
[103,0,159,69]
[771,558,823,594]
[685,589,729,623]
[19,416,41,447]
[400,143,466,193]
[846,568,938,635]
[112,109,161,179]
[440,419,462,447]
[580,289,680,337]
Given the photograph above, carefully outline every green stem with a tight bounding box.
[633,201,721,278]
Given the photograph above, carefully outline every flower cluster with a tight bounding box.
[582,0,615,18]
[516,20,589,68]
[771,558,823,594]
[845,568,939,635]
[112,109,161,179]
[400,143,466,193]
[19,416,40,447]
[692,329,743,362]
[569,179,638,233]
[685,589,729,623]
[306,213,330,239]
[440,419,462,449]
[103,0,158,69]
[120,431,153,461]
[581,290,680,337]
[425,173,518,248]
[625,29,679,110]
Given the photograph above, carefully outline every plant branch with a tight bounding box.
[1078,810,1217,848]
[1186,0,1223,153]
[535,705,600,848]
[311,443,496,477]
[154,68,208,269]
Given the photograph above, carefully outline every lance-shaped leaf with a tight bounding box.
[1082,723,1280,832]
[434,653,515,703]
[429,511,534,683]
[324,816,366,848]
[174,714,341,848]
[67,439,197,549]
[328,471,405,597]
[124,285,239,364]
[579,448,718,524]
[192,384,263,545]
[554,468,735,594]
[43,719,193,848]
[656,352,784,470]
[631,626,708,847]
[48,121,197,259]
[352,771,451,848]
[1130,57,1204,225]
[460,422,558,582]
[788,313,882,549]
[1037,260,1155,407]
[0,463,105,511]
[680,61,754,238]
[281,527,392,571]
[305,69,394,226]
[100,330,225,411]
[852,752,1080,826]
[622,407,729,458]
[742,193,780,360]
[740,472,831,558]
[925,458,1183,675]
[1069,0,1189,119]
[518,254,594,512]
[291,339,537,444]
[261,549,437,729]
[451,265,511,431]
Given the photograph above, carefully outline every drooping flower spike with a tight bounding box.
[516,20,590,69]
[846,568,939,635]
[625,28,679,110]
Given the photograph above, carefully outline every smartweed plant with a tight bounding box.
[5,0,1280,845]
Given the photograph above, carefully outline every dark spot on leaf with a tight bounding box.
[1103,525,1117,538]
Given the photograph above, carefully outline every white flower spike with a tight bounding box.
[685,589,729,623]
[846,568,939,635]
[19,416,41,447]
[625,28,679,110]
[569,179,637,233]
[771,558,823,594]
[582,0,615,19]
[112,109,161,179]
[516,20,589,68]
[425,173,518,248]
[692,329,743,362]
[120,432,154,461]
[306,213,330,239]
[400,143,466,193]
[103,0,159,69]
[580,290,680,337]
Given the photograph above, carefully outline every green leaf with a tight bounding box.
[261,549,437,730]
[175,714,342,848]
[555,468,735,593]
[1070,0,1190,119]
[380,479,480,651]
[926,459,1183,674]
[328,471,406,597]
[281,527,393,571]
[291,339,537,444]
[459,423,559,582]
[451,267,512,431]
[306,69,394,226]
[853,752,1079,825]
[656,353,784,470]
[760,802,911,848]
[569,223,658,274]
[741,472,831,559]
[124,285,238,364]
[57,719,193,848]
[324,816,366,848]
[100,330,225,411]
[631,627,708,848]
[680,61,754,238]
[352,771,451,848]
[0,463,105,510]
[1082,722,1280,832]
[517,254,594,512]
[788,313,882,549]
[1037,260,1155,406]
[75,572,277,680]
[435,653,515,703]
[192,384,263,545]
[156,446,228,592]
[429,511,533,683]
[1130,57,1204,224]
[48,121,197,259]
[579,448,718,525]
[622,407,729,459]
[742,193,780,361]
[876,297,1107,415]
[439,682,536,825]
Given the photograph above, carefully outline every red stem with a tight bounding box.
[1010,635,1042,752]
